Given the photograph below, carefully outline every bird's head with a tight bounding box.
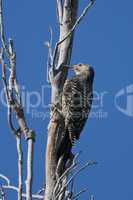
[63,63,94,81]
[73,63,94,76]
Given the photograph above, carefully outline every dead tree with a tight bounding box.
[45,1,96,200]
[0,1,35,200]
[0,0,96,200]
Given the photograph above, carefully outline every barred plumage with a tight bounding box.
[62,63,94,144]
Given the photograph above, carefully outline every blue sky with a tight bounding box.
[0,0,133,199]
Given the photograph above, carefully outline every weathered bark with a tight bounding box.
[45,1,78,199]
[45,112,65,200]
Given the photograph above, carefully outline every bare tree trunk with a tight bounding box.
[45,1,78,199]
[45,0,96,199]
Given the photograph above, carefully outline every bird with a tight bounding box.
[62,63,94,144]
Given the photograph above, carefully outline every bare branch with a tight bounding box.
[2,186,43,199]
[4,51,35,200]
[59,0,95,45]
[0,174,10,186]
[0,174,43,199]
[0,174,41,199]
[16,136,23,200]
[26,138,34,200]
[56,0,63,25]
[57,152,81,183]
[0,0,10,57]
[0,2,36,200]
[45,27,54,83]
[55,160,97,200]
[53,152,81,199]
[0,48,19,137]
[53,161,77,197]
[52,0,95,69]
[72,188,88,200]
[65,160,97,188]
[1,52,20,137]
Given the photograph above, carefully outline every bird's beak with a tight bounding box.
[63,65,74,70]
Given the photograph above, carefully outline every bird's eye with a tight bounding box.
[78,63,82,67]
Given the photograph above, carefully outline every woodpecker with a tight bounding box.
[62,63,94,144]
